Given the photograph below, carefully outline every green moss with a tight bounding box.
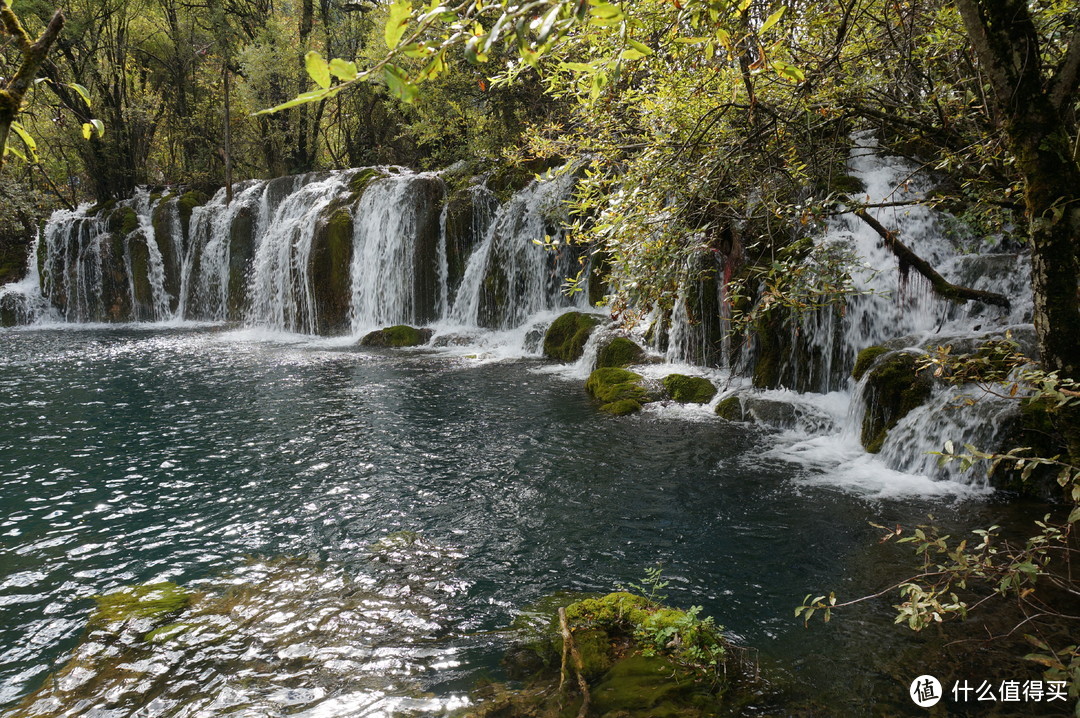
[853,345,889,381]
[107,206,139,235]
[88,198,117,216]
[661,374,717,404]
[586,367,654,405]
[860,352,932,453]
[359,325,433,347]
[349,168,384,198]
[543,311,602,362]
[177,190,209,228]
[829,173,866,196]
[565,592,652,630]
[596,336,645,368]
[752,311,785,389]
[90,582,191,629]
[599,399,643,415]
[715,396,743,420]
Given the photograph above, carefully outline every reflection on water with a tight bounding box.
[0,327,1050,715]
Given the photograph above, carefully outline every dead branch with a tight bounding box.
[853,209,1011,309]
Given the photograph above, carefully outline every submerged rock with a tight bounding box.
[543,311,602,362]
[859,351,933,453]
[467,591,749,718]
[360,325,434,347]
[661,374,717,404]
[595,336,645,369]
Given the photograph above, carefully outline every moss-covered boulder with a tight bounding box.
[587,368,652,403]
[853,345,889,381]
[860,351,933,453]
[177,190,209,240]
[108,205,140,236]
[360,325,434,347]
[596,336,645,369]
[599,398,643,416]
[127,233,154,320]
[543,311,602,362]
[715,396,743,421]
[662,374,717,404]
[468,591,740,718]
[309,207,354,334]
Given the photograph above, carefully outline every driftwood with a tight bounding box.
[558,607,591,718]
[853,209,1011,309]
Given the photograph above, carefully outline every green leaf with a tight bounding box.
[560,61,595,73]
[305,51,331,89]
[383,65,419,103]
[627,39,654,56]
[384,0,412,50]
[11,121,38,161]
[3,141,27,162]
[253,90,332,115]
[68,82,92,108]
[773,60,806,82]
[536,4,561,44]
[589,2,623,20]
[90,119,105,138]
[620,48,647,61]
[82,123,92,140]
[759,7,785,35]
[674,36,709,44]
[328,58,358,81]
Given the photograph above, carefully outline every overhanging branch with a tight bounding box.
[853,209,1011,309]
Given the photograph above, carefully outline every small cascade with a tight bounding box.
[349,173,445,333]
[248,174,353,333]
[450,169,585,329]
[0,234,51,325]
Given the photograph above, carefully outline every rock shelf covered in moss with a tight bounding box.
[661,374,717,404]
[543,311,602,362]
[359,325,434,347]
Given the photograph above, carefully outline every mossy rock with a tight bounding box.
[860,351,933,453]
[349,167,385,199]
[853,345,890,381]
[565,592,652,629]
[661,374,717,404]
[177,190,209,234]
[596,336,645,369]
[90,582,192,630]
[108,206,140,236]
[599,399,643,416]
[829,173,866,196]
[590,654,709,717]
[360,325,434,347]
[990,397,1071,499]
[543,311,602,362]
[715,396,743,421]
[586,368,656,407]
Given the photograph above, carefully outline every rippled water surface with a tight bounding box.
[0,327,1042,715]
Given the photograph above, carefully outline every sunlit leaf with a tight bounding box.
[384,0,412,50]
[305,51,331,89]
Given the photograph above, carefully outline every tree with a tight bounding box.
[954,0,1080,462]
[0,0,63,174]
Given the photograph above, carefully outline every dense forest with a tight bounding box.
[2,0,1080,714]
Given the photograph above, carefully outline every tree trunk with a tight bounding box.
[955,0,1080,461]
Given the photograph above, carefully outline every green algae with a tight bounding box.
[90,582,192,629]
[715,396,743,420]
[860,351,932,453]
[599,398,643,415]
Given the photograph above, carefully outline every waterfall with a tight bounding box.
[349,173,445,333]
[449,168,585,329]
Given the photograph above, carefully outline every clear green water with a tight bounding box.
[0,327,1049,715]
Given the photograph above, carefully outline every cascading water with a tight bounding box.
[349,173,445,333]
[449,168,585,329]
[8,145,1036,491]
